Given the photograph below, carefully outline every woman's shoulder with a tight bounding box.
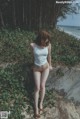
[30,42,34,46]
[30,43,35,48]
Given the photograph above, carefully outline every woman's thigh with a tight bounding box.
[33,71,41,90]
[41,68,49,86]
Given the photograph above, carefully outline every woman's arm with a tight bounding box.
[47,43,53,70]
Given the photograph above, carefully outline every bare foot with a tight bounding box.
[34,108,40,118]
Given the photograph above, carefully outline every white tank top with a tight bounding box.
[33,44,48,66]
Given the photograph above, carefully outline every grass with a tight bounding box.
[0,28,80,118]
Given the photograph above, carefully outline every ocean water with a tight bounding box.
[57,25,80,40]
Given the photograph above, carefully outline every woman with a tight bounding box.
[30,30,53,118]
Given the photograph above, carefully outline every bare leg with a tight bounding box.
[40,67,49,109]
[33,71,41,115]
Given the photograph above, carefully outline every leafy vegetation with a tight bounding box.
[50,29,80,66]
[0,28,80,66]
[0,28,35,64]
[0,28,80,118]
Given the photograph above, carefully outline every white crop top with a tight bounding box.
[33,44,48,66]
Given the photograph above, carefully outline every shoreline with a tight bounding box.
[56,26,80,40]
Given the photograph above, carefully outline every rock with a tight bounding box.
[22,99,80,119]
[57,100,80,119]
[46,65,80,102]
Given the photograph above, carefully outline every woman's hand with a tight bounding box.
[49,65,53,71]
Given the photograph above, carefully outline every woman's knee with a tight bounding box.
[35,86,40,92]
[40,83,45,90]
